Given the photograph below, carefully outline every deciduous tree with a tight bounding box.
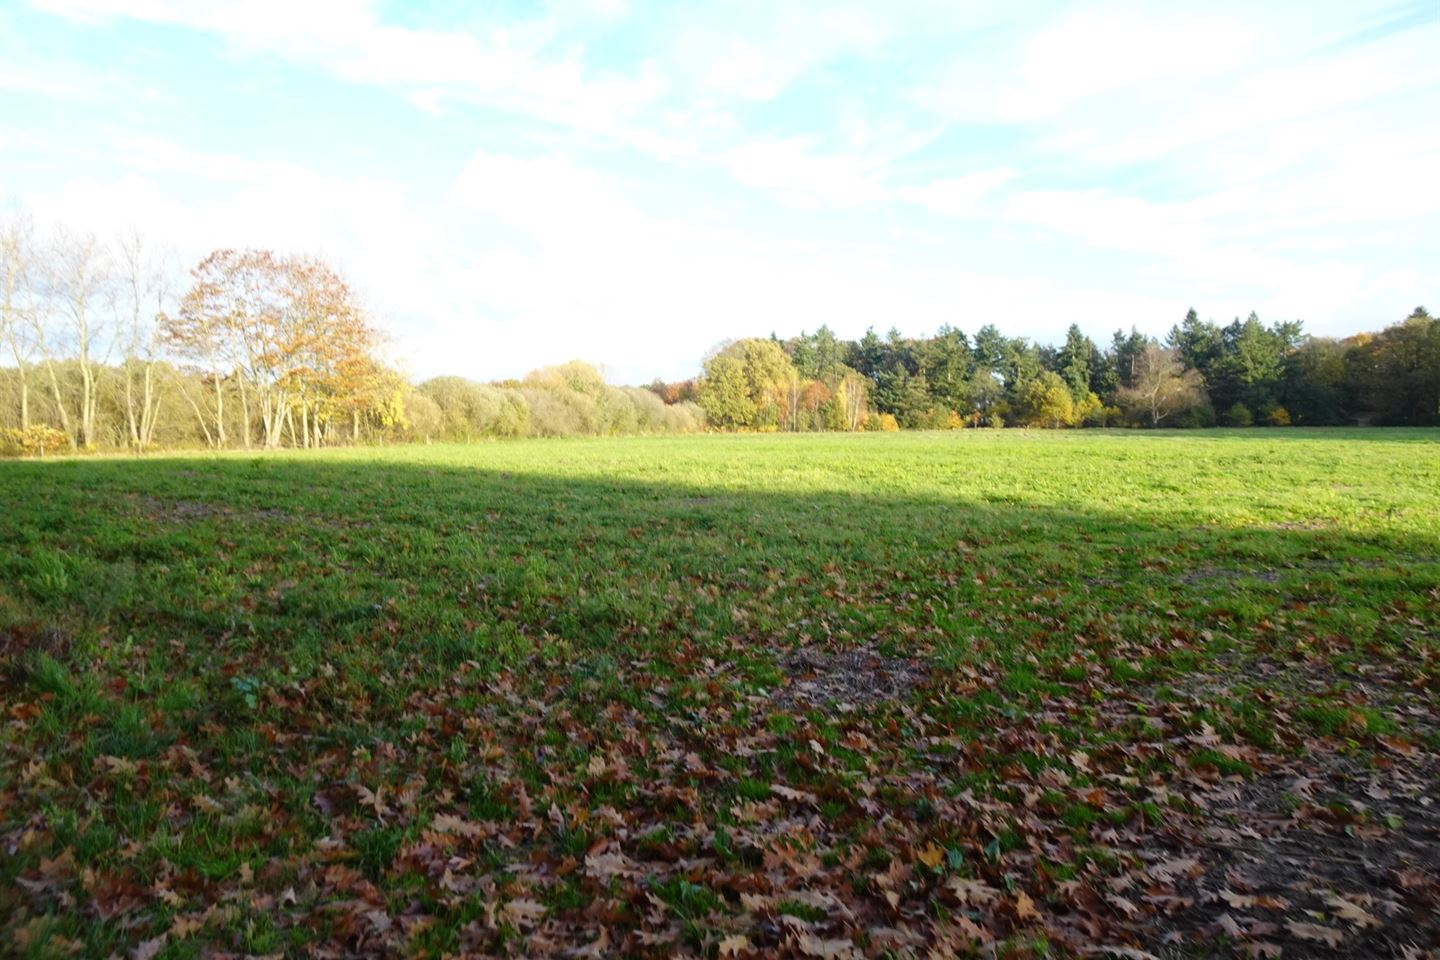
[1116,344,1206,427]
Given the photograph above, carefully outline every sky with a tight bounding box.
[2,0,1437,384]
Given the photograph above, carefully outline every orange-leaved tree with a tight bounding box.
[165,249,381,448]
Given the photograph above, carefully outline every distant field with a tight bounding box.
[3,430,1439,958]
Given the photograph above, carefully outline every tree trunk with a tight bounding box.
[178,377,215,448]
[213,373,227,447]
[77,310,95,449]
[235,375,251,449]
[140,362,159,449]
[39,355,76,449]
[124,360,140,450]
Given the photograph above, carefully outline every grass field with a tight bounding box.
[3,430,1439,958]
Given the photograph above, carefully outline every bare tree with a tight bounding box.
[116,230,171,451]
[839,370,867,431]
[1116,344,1207,427]
[0,210,37,430]
[32,229,118,449]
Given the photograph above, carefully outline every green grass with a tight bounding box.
[2,429,1438,957]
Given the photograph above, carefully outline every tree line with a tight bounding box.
[677,308,1438,432]
[2,206,1435,455]
[0,210,705,455]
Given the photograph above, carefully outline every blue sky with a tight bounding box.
[2,0,1437,384]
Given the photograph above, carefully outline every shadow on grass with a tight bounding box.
[2,449,1437,665]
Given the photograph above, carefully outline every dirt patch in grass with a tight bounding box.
[0,623,70,663]
[1174,565,1284,585]
[1172,556,1440,588]
[775,644,926,709]
[1125,657,1440,957]
[0,624,71,692]
[1138,756,1440,958]
[131,494,296,525]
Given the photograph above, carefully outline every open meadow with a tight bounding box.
[3,429,1439,958]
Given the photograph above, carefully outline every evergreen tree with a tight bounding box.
[1056,324,1095,401]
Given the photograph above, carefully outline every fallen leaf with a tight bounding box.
[431,813,485,838]
[132,936,166,960]
[718,934,749,956]
[1325,893,1379,928]
[771,783,817,804]
[1287,921,1345,947]
[584,849,636,881]
[915,842,944,869]
[795,933,856,958]
[947,877,1001,905]
[1219,889,1256,909]
[504,897,546,929]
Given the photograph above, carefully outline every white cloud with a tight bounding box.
[9,0,1437,376]
[896,169,1017,217]
[678,6,885,102]
[29,0,668,145]
[438,149,1204,381]
[721,139,886,209]
[997,6,1256,123]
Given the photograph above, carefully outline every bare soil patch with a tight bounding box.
[130,493,296,524]
[1140,757,1440,958]
[775,643,926,709]
[0,623,70,663]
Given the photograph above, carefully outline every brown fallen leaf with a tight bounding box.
[1379,735,1416,756]
[1107,893,1139,918]
[718,934,749,956]
[795,933,857,958]
[1287,921,1345,947]
[584,849,637,881]
[1078,947,1160,960]
[771,783,817,804]
[504,897,547,930]
[1218,889,1255,909]
[169,914,204,937]
[1325,893,1379,928]
[431,813,485,838]
[132,935,167,960]
[947,877,1000,905]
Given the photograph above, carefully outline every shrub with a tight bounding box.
[400,391,444,441]
[524,360,607,396]
[418,377,530,439]
[521,387,597,437]
[0,425,71,457]
[912,405,957,430]
[620,388,704,433]
[1223,403,1253,427]
[1267,405,1292,427]
[1015,372,1075,428]
[1174,402,1218,429]
[1082,403,1123,428]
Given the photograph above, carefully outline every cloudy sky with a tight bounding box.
[2,0,1436,383]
